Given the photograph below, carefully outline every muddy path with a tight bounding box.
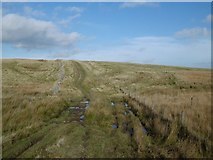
[60,100,89,124]
[71,61,90,157]
[50,61,90,157]
[52,61,65,94]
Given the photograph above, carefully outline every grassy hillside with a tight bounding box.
[1,59,212,158]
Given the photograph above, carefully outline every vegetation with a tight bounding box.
[2,59,212,158]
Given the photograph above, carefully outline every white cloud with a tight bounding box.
[23,6,46,17]
[120,2,159,8]
[66,7,84,13]
[175,27,210,39]
[204,14,212,23]
[54,6,84,13]
[2,14,81,49]
[71,36,211,68]
[53,6,83,27]
[58,13,81,27]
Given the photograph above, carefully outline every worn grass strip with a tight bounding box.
[2,124,55,158]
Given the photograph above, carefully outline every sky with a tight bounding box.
[2,2,212,68]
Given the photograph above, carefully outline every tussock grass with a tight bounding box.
[2,59,212,158]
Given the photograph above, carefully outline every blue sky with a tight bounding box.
[2,2,211,68]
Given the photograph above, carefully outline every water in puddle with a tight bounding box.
[80,115,85,120]
[124,111,128,116]
[81,100,90,110]
[81,100,90,104]
[85,102,90,109]
[111,101,115,106]
[69,106,80,110]
[85,100,89,104]
[142,126,147,134]
[124,102,128,108]
[112,124,118,129]
[129,128,134,137]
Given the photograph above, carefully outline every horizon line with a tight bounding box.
[1,58,211,70]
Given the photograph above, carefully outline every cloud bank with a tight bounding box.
[70,36,210,68]
[23,6,46,17]
[120,2,159,8]
[175,27,210,39]
[204,14,212,23]
[2,14,81,49]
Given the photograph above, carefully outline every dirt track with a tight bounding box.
[52,61,65,94]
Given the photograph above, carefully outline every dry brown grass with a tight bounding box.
[141,90,211,139]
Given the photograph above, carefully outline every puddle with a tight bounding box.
[81,100,90,110]
[64,99,90,123]
[85,101,90,110]
[80,115,85,120]
[85,100,90,104]
[129,128,134,137]
[81,100,90,104]
[124,102,128,108]
[111,101,115,106]
[123,111,128,116]
[80,115,85,122]
[68,106,81,110]
[112,124,118,129]
[142,126,147,134]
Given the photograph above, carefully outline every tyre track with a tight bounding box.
[72,61,87,97]
[72,61,89,158]
[110,100,138,158]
